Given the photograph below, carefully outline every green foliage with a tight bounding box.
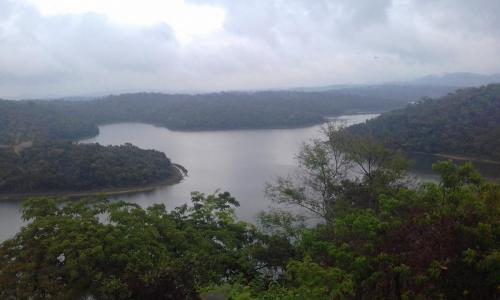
[433,161,482,190]
[350,84,500,160]
[266,127,409,219]
[0,192,256,299]
[231,125,499,300]
[0,161,498,299]
[0,90,405,144]
[0,99,98,144]
[0,142,177,193]
[228,161,499,299]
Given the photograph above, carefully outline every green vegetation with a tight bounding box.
[227,127,499,299]
[73,91,406,131]
[0,192,256,299]
[0,99,97,144]
[0,142,176,194]
[350,84,500,161]
[0,90,406,144]
[1,129,498,299]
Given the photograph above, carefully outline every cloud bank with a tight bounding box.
[1,0,499,98]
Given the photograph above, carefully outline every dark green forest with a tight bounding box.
[0,99,98,144]
[0,142,176,194]
[350,84,500,161]
[0,90,407,144]
[0,89,407,195]
[0,128,498,299]
[73,91,408,130]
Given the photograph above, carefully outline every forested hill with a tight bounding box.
[0,90,407,144]
[350,84,500,160]
[76,91,404,130]
[0,142,178,194]
[298,84,458,101]
[0,99,97,144]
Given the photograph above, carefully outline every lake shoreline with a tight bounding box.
[0,164,186,202]
[79,112,383,137]
[433,153,500,165]
[411,152,500,165]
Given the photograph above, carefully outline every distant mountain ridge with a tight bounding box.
[293,72,500,92]
[0,90,409,144]
[290,72,500,103]
[409,72,500,87]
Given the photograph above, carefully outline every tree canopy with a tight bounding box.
[0,90,407,144]
[350,84,500,161]
[0,192,257,299]
[0,142,177,194]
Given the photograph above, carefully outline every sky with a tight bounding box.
[0,0,500,99]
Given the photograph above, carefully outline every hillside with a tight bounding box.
[0,142,178,194]
[350,84,500,160]
[409,72,500,87]
[0,99,98,144]
[292,72,500,98]
[333,84,457,101]
[0,90,407,144]
[76,91,406,129]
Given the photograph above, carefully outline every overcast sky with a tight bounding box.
[1,0,499,99]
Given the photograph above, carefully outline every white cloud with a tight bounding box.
[0,0,499,99]
[24,0,226,43]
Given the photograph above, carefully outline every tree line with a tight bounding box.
[0,142,176,193]
[0,90,408,144]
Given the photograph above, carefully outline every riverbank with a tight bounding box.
[410,151,500,165]
[0,164,186,201]
[432,153,500,165]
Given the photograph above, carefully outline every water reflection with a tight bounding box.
[408,152,500,183]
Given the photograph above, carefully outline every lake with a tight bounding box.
[0,113,498,241]
[81,114,381,222]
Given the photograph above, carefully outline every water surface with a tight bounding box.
[82,114,380,222]
[1,113,498,241]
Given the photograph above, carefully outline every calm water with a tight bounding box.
[1,113,498,241]
[81,114,380,222]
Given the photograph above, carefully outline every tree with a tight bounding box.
[0,192,256,299]
[227,161,500,299]
[266,125,409,220]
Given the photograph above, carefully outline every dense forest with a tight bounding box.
[0,142,177,194]
[78,91,403,130]
[0,90,409,144]
[0,89,409,196]
[350,84,500,161]
[0,128,497,299]
[0,99,97,144]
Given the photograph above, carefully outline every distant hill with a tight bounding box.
[292,72,500,103]
[78,91,405,130]
[292,83,458,102]
[0,90,408,144]
[0,99,98,144]
[350,84,500,161]
[409,72,500,87]
[0,142,177,194]
[332,85,458,102]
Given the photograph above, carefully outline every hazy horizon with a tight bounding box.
[1,0,500,99]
